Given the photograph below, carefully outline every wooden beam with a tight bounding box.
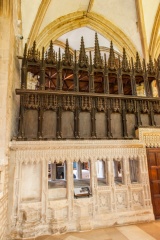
[135,0,149,60]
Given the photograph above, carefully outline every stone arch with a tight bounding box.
[32,11,137,59]
[149,4,160,59]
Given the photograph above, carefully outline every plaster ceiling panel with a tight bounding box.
[39,0,90,33]
[56,27,120,60]
[57,27,119,51]
[21,0,42,42]
[142,0,159,45]
[91,0,143,56]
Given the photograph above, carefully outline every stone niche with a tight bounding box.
[21,162,42,202]
[9,129,158,239]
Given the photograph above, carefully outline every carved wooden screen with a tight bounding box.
[16,34,160,141]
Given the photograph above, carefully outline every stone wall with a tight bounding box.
[0,1,21,239]
[8,129,158,239]
[0,13,10,239]
[0,165,8,240]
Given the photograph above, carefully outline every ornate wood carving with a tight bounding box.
[16,33,160,140]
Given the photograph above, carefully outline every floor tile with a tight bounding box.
[138,222,160,240]
[117,225,156,240]
[32,222,160,240]
[104,227,129,240]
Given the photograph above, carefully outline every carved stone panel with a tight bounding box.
[62,111,74,138]
[98,192,111,212]
[21,163,41,202]
[24,110,38,138]
[96,112,107,138]
[154,114,160,126]
[132,190,143,207]
[23,208,41,223]
[79,112,91,138]
[116,191,127,209]
[141,113,150,126]
[126,114,135,138]
[111,113,122,138]
[42,111,56,138]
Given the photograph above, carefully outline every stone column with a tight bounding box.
[77,161,82,179]
[67,160,74,229]
[41,160,47,224]
[0,1,21,238]
[64,161,67,180]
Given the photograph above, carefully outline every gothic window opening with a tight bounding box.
[27,72,40,90]
[45,67,57,90]
[48,161,67,189]
[109,73,118,94]
[151,80,158,97]
[62,69,74,91]
[122,74,132,95]
[94,72,104,93]
[73,161,91,198]
[113,158,123,184]
[79,70,89,92]
[129,158,139,183]
[136,76,146,96]
[96,160,108,186]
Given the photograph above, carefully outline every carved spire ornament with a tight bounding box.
[78,37,88,68]
[147,55,155,75]
[94,33,103,69]
[27,41,40,62]
[108,41,116,70]
[45,40,56,64]
[122,48,130,72]
[62,39,73,66]
[135,52,142,73]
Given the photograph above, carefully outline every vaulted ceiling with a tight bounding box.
[20,0,160,60]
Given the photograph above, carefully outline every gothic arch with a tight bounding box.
[32,11,137,59]
[149,4,160,59]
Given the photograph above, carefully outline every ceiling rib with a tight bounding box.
[149,4,160,59]
[135,0,148,60]
[87,0,94,13]
[28,0,51,48]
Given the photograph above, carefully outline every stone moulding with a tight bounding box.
[137,127,160,148]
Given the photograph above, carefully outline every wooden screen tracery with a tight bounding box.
[16,33,160,140]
